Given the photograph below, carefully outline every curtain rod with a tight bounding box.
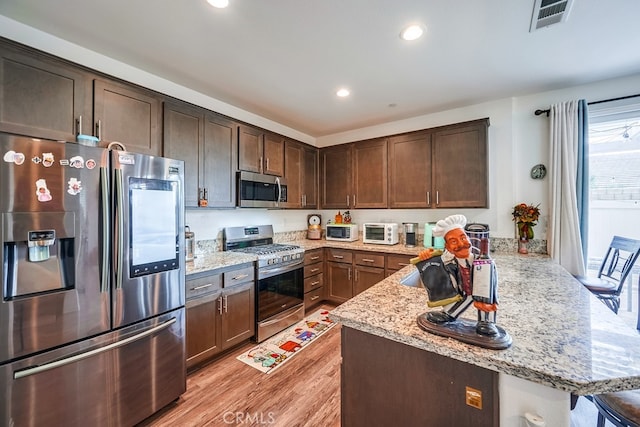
[534,93,640,117]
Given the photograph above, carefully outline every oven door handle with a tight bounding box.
[260,262,303,278]
[260,305,304,327]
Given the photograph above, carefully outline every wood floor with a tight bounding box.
[137,304,608,427]
[138,308,341,427]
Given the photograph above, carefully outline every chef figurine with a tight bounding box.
[414,214,499,336]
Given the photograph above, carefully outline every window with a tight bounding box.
[587,96,640,319]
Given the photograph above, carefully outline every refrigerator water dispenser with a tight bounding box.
[2,212,76,299]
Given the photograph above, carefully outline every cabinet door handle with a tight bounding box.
[436,191,439,205]
[361,258,375,263]
[353,194,356,207]
[259,156,263,172]
[218,296,223,315]
[348,268,352,281]
[265,157,269,170]
[310,295,320,301]
[302,194,306,206]
[398,263,409,267]
[333,255,344,259]
[224,295,228,313]
[346,195,350,207]
[310,256,320,261]
[427,191,430,205]
[230,273,249,281]
[95,119,101,141]
[76,115,82,136]
[311,281,320,286]
[191,283,214,291]
[355,269,358,282]
[310,268,320,273]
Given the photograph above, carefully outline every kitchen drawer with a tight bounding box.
[326,248,352,264]
[386,254,413,271]
[354,252,385,268]
[304,286,323,309]
[304,273,324,293]
[304,248,323,265]
[304,263,323,278]
[186,273,222,300]
[223,266,255,287]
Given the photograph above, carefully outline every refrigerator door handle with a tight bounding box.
[14,317,177,380]
[100,165,110,293]
[115,167,124,290]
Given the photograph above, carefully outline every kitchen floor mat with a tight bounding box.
[236,309,336,374]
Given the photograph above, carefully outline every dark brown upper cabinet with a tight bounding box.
[432,119,489,208]
[388,130,433,208]
[284,139,318,209]
[164,100,237,208]
[321,138,387,209]
[302,144,318,209]
[93,79,162,156]
[352,138,388,208]
[0,41,92,142]
[237,125,284,176]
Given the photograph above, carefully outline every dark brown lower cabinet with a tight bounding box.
[341,327,499,427]
[186,266,255,370]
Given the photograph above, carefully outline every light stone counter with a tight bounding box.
[330,253,640,396]
[186,252,256,277]
[289,238,424,256]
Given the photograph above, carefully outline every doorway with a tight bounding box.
[587,98,640,327]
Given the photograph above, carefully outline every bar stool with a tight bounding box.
[575,236,640,313]
[593,390,640,427]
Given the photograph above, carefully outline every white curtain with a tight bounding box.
[548,100,586,276]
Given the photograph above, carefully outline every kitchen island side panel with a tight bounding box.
[341,326,499,427]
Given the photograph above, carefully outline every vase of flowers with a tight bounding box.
[512,203,540,254]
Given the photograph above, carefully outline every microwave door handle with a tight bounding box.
[115,167,124,290]
[276,177,281,206]
[100,164,110,293]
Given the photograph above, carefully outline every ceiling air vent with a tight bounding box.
[529,0,574,32]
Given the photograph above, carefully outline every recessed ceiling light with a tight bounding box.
[400,24,424,41]
[207,0,229,8]
[336,88,350,98]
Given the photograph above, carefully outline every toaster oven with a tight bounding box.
[362,223,399,245]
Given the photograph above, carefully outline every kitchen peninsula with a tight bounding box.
[330,253,640,427]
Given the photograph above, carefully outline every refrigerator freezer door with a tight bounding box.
[0,308,186,426]
[0,134,110,363]
[111,150,185,328]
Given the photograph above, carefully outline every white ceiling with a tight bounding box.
[1,0,639,138]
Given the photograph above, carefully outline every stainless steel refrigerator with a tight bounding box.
[0,133,186,425]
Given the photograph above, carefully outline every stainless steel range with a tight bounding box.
[223,225,305,342]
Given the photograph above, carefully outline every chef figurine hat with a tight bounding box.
[432,214,467,238]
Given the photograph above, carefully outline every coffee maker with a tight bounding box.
[403,222,418,247]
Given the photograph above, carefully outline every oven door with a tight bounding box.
[256,263,303,323]
[364,224,386,242]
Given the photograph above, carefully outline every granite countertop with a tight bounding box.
[186,239,424,276]
[330,253,640,396]
[186,251,257,276]
[290,239,425,256]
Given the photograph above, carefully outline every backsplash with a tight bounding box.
[193,229,547,256]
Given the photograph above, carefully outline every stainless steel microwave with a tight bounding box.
[237,171,287,208]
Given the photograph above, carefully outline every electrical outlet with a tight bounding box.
[465,386,483,410]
